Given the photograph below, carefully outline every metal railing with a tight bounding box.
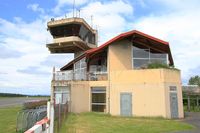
[54,70,108,81]
[55,70,73,81]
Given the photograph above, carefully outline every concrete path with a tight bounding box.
[174,112,200,133]
[0,97,48,108]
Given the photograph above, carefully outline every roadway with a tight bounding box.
[0,97,49,108]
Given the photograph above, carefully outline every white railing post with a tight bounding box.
[47,102,50,133]
[50,102,54,133]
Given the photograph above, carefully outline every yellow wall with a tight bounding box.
[53,38,184,119]
[108,39,132,71]
[70,81,108,113]
[70,81,90,113]
[108,69,183,118]
[163,69,184,118]
[107,39,184,118]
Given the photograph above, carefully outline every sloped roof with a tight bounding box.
[61,30,173,70]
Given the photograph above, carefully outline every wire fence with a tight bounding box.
[16,105,47,133]
[54,102,68,133]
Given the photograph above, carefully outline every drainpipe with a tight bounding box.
[108,49,111,114]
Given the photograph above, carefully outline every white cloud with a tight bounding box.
[78,0,134,44]
[0,17,71,94]
[132,1,200,84]
[1,0,199,95]
[27,4,45,14]
[0,0,134,94]
[54,0,89,14]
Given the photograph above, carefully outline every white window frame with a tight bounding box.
[132,45,168,69]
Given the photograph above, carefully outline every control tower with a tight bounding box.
[46,17,97,57]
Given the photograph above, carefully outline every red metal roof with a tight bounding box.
[61,30,173,70]
[86,30,169,55]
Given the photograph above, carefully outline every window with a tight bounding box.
[74,58,87,80]
[132,46,168,69]
[91,87,106,112]
[54,87,70,104]
[169,86,177,92]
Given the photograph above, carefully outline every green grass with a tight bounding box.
[60,112,194,133]
[0,106,21,133]
[184,105,200,112]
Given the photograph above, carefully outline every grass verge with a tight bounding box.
[0,106,21,133]
[60,112,194,133]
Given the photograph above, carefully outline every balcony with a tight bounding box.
[54,70,108,81]
[46,36,96,53]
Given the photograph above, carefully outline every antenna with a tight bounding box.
[73,0,75,17]
[91,15,93,28]
[78,9,81,18]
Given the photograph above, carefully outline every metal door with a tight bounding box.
[170,92,179,118]
[120,93,132,116]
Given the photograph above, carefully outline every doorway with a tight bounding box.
[120,93,132,116]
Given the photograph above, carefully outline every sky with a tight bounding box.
[0,0,200,95]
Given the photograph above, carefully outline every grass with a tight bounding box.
[60,112,194,133]
[147,62,179,71]
[184,105,200,112]
[0,106,21,133]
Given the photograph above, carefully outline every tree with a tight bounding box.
[188,75,200,87]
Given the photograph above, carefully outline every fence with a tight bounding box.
[182,85,200,112]
[55,70,108,81]
[24,117,50,133]
[16,106,47,133]
[54,102,68,133]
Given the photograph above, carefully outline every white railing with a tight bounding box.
[88,71,108,81]
[54,70,108,81]
[55,70,73,81]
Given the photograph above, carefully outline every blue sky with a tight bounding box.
[0,0,200,95]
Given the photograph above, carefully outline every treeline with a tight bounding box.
[0,93,49,97]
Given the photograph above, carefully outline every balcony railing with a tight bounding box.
[54,70,108,81]
[55,70,73,81]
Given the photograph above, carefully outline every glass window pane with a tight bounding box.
[92,93,106,103]
[92,105,106,112]
[133,59,149,68]
[133,46,149,58]
[150,53,167,59]
[149,58,167,64]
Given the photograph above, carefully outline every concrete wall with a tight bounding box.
[163,69,184,118]
[107,39,184,118]
[108,69,183,118]
[70,81,90,113]
[54,38,184,119]
[70,81,108,113]
[108,39,132,71]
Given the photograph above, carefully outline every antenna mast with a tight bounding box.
[73,0,75,17]
[91,15,93,28]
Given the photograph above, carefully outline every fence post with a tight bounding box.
[187,95,191,112]
[47,102,50,133]
[50,102,54,133]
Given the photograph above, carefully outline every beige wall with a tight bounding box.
[107,39,184,118]
[108,39,132,71]
[53,38,184,119]
[163,69,184,118]
[70,81,108,113]
[108,69,183,118]
[70,81,90,113]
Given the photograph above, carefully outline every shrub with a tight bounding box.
[147,62,179,70]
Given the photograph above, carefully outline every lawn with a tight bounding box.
[60,112,194,133]
[0,106,21,133]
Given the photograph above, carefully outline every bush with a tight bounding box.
[23,100,47,109]
[147,62,179,70]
